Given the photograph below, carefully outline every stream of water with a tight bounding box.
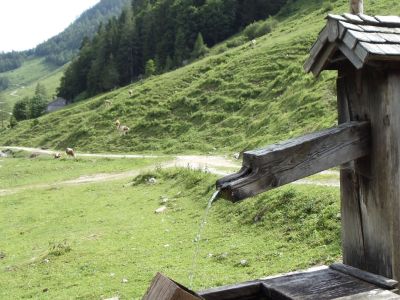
[188,189,221,289]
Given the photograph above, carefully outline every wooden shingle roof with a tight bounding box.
[304,14,400,75]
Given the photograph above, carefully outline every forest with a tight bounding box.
[57,0,287,101]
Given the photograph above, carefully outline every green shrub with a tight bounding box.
[243,21,263,40]
[322,2,334,12]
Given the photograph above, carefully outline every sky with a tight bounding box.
[0,0,101,53]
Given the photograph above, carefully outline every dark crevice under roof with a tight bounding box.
[304,13,400,76]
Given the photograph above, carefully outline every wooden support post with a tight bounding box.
[350,0,364,14]
[217,121,370,202]
[338,67,400,280]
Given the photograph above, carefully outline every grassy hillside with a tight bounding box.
[1,0,399,153]
[0,153,340,299]
[0,57,66,107]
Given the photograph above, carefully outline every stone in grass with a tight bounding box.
[155,206,167,214]
[104,297,119,300]
[148,177,157,184]
[121,278,129,283]
[240,259,249,266]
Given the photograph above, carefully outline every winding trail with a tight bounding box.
[0,146,339,197]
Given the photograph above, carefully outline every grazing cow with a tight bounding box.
[65,148,76,158]
[115,119,130,135]
[54,152,61,159]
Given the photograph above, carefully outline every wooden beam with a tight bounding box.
[217,121,370,202]
[330,263,398,289]
[143,273,204,300]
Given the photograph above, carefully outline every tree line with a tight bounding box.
[58,0,287,101]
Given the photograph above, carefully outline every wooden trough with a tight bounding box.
[144,1,400,299]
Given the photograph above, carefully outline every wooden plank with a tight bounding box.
[143,273,204,300]
[343,13,364,23]
[377,32,400,43]
[334,289,400,300]
[358,14,380,24]
[360,25,400,34]
[311,42,337,76]
[338,43,365,69]
[304,26,329,72]
[199,281,264,300]
[261,268,384,300]
[375,43,400,55]
[330,263,398,289]
[339,21,364,39]
[217,121,370,201]
[354,42,370,62]
[375,15,400,25]
[328,18,340,42]
[328,14,347,22]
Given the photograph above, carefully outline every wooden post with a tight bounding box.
[350,0,364,14]
[338,67,400,280]
[143,273,204,300]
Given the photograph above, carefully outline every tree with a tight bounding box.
[29,95,47,118]
[191,33,208,59]
[13,98,29,121]
[145,59,156,77]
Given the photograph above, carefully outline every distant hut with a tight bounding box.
[46,97,67,113]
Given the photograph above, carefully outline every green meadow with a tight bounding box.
[0,154,340,299]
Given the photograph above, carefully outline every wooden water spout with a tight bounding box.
[217,121,370,202]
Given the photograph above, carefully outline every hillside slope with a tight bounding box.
[1,0,398,153]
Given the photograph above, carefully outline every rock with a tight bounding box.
[207,253,213,258]
[233,152,240,160]
[104,297,119,300]
[160,196,169,204]
[148,177,157,184]
[43,258,50,264]
[0,152,7,158]
[240,259,248,266]
[155,206,167,214]
[164,244,170,248]
[336,213,341,220]
[121,278,128,283]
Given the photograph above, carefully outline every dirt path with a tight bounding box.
[0,146,340,196]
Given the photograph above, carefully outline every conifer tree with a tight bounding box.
[145,59,156,77]
[191,33,208,59]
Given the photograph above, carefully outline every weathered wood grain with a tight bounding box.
[337,67,400,280]
[143,273,204,300]
[375,15,400,25]
[358,14,380,24]
[334,289,400,300]
[330,263,398,289]
[217,121,370,201]
[338,44,365,68]
[199,281,264,300]
[311,43,338,76]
